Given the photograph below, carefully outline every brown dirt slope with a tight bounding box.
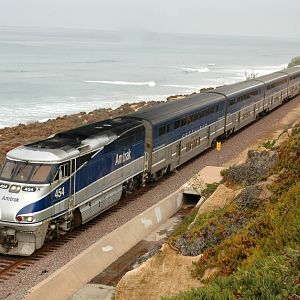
[115,243,203,300]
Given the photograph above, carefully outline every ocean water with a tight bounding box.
[0,27,299,128]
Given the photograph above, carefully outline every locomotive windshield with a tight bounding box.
[0,159,53,183]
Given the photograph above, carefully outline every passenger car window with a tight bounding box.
[159,126,166,136]
[174,120,180,129]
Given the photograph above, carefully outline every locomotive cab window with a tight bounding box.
[0,160,54,183]
[31,165,52,183]
[14,164,33,182]
[0,160,17,180]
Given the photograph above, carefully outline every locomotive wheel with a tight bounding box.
[73,209,82,228]
[211,138,217,148]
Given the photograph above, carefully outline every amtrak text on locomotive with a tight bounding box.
[2,196,19,202]
[115,149,131,165]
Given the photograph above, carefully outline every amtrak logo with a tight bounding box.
[115,149,131,165]
[2,196,19,202]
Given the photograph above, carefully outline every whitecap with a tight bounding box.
[163,84,199,89]
[176,67,210,73]
[85,80,156,87]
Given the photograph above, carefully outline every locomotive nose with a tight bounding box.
[0,190,21,222]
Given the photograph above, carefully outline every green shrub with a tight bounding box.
[262,139,275,149]
[288,56,300,67]
[201,183,219,198]
[164,124,300,299]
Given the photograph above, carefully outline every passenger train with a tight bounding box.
[0,66,299,255]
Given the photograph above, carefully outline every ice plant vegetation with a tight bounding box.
[165,123,300,299]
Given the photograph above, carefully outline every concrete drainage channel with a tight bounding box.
[70,206,195,300]
[25,166,222,300]
[89,207,197,288]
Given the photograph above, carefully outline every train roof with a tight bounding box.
[277,65,300,76]
[209,79,264,98]
[255,71,287,83]
[7,118,142,163]
[129,92,225,126]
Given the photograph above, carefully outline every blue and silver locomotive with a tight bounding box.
[0,118,145,255]
[0,66,299,255]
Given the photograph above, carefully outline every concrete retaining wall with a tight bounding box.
[25,189,184,300]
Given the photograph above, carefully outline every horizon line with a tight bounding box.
[0,25,298,40]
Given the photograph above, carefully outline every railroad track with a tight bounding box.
[0,240,72,284]
[0,173,174,284]
[0,256,27,284]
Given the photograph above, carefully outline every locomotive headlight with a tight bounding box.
[26,216,34,222]
[9,185,21,193]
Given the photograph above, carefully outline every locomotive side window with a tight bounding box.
[0,160,17,179]
[14,164,33,182]
[60,163,70,179]
[54,163,70,182]
[31,165,52,183]
[76,153,94,169]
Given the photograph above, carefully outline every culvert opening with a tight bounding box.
[182,192,201,206]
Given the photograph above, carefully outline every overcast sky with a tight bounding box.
[0,0,299,38]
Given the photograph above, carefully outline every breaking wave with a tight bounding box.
[85,80,156,87]
[177,67,210,73]
[163,84,199,89]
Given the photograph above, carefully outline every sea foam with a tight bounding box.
[177,67,210,73]
[163,84,199,89]
[85,80,156,87]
